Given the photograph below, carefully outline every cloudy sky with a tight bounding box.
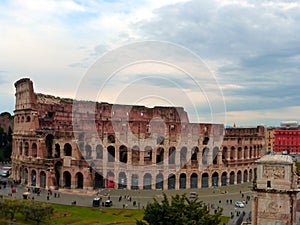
[0,0,299,127]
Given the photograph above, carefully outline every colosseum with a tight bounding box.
[11,78,265,192]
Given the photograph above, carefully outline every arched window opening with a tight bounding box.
[107,146,115,162]
[96,145,103,159]
[156,147,164,164]
[32,143,37,157]
[119,145,128,163]
[64,143,72,156]
[168,147,176,164]
[46,134,54,158]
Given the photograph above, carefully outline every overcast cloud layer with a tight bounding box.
[0,0,299,127]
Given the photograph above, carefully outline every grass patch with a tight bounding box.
[3,202,229,225]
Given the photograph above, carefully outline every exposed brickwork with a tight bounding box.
[11,78,265,192]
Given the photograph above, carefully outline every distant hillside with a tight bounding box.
[0,112,13,162]
[0,112,13,133]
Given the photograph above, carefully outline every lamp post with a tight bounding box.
[99,206,102,225]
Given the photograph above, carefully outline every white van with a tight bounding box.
[0,166,12,177]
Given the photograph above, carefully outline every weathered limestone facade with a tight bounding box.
[252,154,300,225]
[11,78,264,192]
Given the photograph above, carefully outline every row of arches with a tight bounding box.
[16,164,256,190]
[100,169,254,190]
[15,115,31,123]
[222,145,263,161]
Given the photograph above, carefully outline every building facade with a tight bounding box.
[266,127,275,153]
[252,154,299,225]
[11,78,264,191]
[273,121,300,154]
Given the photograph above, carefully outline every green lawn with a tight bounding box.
[12,204,144,225]
[9,203,229,225]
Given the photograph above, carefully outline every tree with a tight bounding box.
[137,193,223,225]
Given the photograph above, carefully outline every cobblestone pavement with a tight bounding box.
[1,178,299,224]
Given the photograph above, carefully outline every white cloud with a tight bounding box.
[0,0,299,126]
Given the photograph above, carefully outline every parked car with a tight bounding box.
[189,192,198,199]
[235,201,245,208]
[0,166,12,177]
[105,200,113,207]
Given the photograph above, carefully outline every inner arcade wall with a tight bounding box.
[11,78,265,191]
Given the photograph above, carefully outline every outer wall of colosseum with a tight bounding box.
[11,78,265,192]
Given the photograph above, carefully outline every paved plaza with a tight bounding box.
[1,179,300,224]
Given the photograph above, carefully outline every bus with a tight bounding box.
[107,176,115,188]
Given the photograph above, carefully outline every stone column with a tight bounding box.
[186,173,191,189]
[175,173,180,190]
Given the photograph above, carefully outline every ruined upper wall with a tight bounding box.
[14,78,37,111]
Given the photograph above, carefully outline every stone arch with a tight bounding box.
[32,143,37,157]
[64,143,72,156]
[244,146,248,159]
[179,173,186,189]
[190,173,198,189]
[237,170,242,184]
[180,147,187,168]
[24,142,29,156]
[19,142,23,155]
[63,171,71,188]
[222,146,228,162]
[191,146,199,161]
[156,147,164,164]
[143,173,152,190]
[119,145,128,163]
[212,172,219,187]
[144,146,152,163]
[46,134,54,158]
[55,144,61,158]
[75,172,84,189]
[107,146,115,162]
[24,168,28,185]
[107,134,115,143]
[131,174,139,190]
[168,146,176,164]
[249,169,253,182]
[55,161,62,188]
[40,171,46,188]
[244,170,248,182]
[213,147,219,165]
[132,145,140,163]
[168,173,176,189]
[156,173,164,189]
[238,138,242,144]
[118,172,127,189]
[230,146,235,160]
[26,115,31,122]
[31,170,37,186]
[96,144,103,159]
[94,172,105,189]
[237,147,242,160]
[229,171,235,185]
[85,144,92,158]
[221,172,227,186]
[201,173,209,188]
[202,147,209,165]
[249,147,253,159]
